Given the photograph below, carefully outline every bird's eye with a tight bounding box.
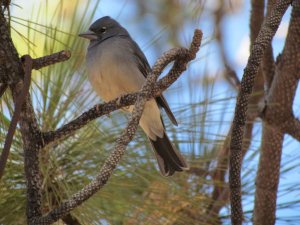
[100,27,106,33]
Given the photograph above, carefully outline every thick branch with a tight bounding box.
[250,0,265,43]
[229,1,291,224]
[254,4,300,224]
[259,114,300,141]
[0,7,43,220]
[253,124,284,225]
[0,8,22,84]
[0,50,71,180]
[281,117,300,141]
[0,55,32,180]
[262,0,276,90]
[30,29,202,225]
[10,85,43,220]
[248,0,265,120]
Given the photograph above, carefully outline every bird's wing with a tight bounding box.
[128,38,178,126]
[155,95,177,126]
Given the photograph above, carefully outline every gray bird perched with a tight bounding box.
[79,16,188,176]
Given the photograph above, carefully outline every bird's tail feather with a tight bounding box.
[150,132,188,176]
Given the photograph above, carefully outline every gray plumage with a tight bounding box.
[79,16,188,176]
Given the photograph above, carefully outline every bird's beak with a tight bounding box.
[78,30,98,40]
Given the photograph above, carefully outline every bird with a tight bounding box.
[79,16,188,176]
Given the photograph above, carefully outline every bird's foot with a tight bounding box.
[116,95,124,106]
[116,94,130,110]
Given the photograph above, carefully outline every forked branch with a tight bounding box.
[0,51,71,181]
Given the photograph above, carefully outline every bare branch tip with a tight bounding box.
[189,29,203,58]
[31,50,71,70]
[62,50,71,58]
[194,29,203,40]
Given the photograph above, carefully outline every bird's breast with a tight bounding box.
[86,45,145,102]
[85,39,164,141]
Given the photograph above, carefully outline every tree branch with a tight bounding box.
[229,1,291,224]
[31,50,71,70]
[254,124,284,225]
[29,29,202,225]
[0,7,22,84]
[206,2,266,218]
[281,117,300,141]
[0,50,71,181]
[259,114,300,141]
[8,48,69,218]
[261,0,276,90]
[0,55,32,180]
[248,0,265,120]
[10,86,43,220]
[254,3,300,224]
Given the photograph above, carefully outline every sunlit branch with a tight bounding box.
[30,50,71,70]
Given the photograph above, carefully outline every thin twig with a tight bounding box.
[32,50,71,70]
[229,1,291,224]
[224,65,240,89]
[207,0,265,219]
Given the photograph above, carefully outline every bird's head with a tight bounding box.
[79,16,129,42]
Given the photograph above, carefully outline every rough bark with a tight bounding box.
[248,0,265,121]
[253,4,300,224]
[0,9,22,84]
[0,7,42,220]
[229,1,290,224]
[262,0,277,89]
[206,1,265,221]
